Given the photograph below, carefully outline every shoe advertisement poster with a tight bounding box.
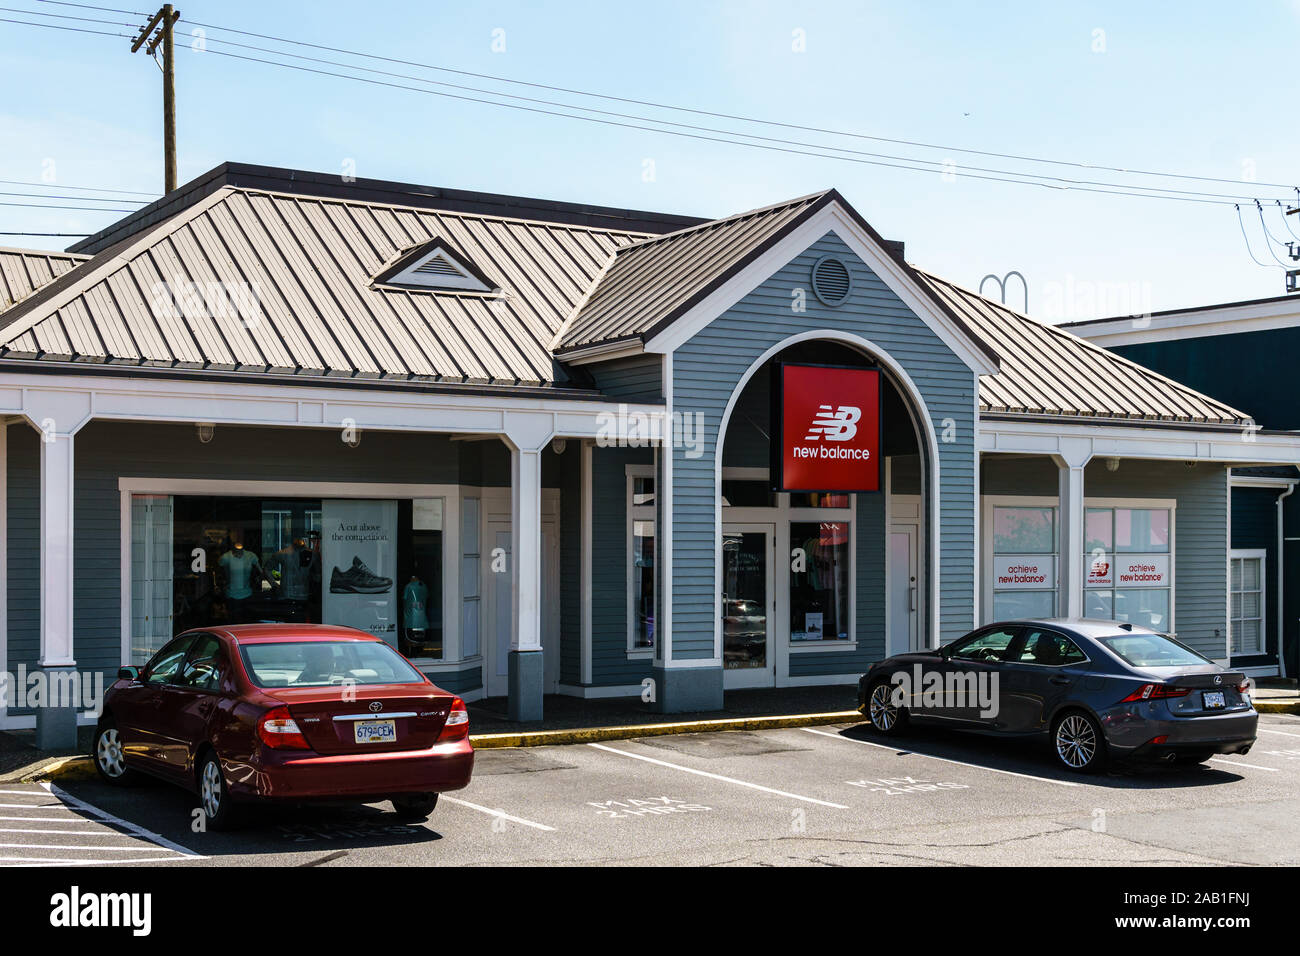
[321,499,398,645]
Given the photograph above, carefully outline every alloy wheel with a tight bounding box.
[200,760,223,819]
[96,728,125,778]
[869,683,898,731]
[1055,715,1097,769]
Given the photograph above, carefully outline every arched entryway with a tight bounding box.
[713,331,939,689]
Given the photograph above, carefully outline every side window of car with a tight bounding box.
[143,637,195,686]
[177,635,224,692]
[1020,629,1088,666]
[951,627,1020,662]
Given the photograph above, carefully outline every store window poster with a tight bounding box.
[321,499,398,645]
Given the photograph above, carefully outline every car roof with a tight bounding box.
[1002,617,1161,639]
[199,624,384,645]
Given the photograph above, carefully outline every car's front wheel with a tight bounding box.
[197,752,242,831]
[93,720,140,786]
[1052,710,1107,773]
[391,793,439,821]
[865,679,908,736]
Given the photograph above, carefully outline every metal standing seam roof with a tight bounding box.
[0,247,89,313]
[553,191,832,352]
[0,187,652,387]
[911,269,1253,426]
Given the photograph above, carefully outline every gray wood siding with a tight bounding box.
[1085,459,1229,659]
[670,231,978,660]
[587,354,663,403]
[558,443,582,685]
[5,425,39,713]
[589,444,654,686]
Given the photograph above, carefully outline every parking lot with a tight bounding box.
[13,712,1300,867]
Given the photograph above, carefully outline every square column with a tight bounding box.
[1055,451,1089,619]
[37,427,78,749]
[508,444,544,721]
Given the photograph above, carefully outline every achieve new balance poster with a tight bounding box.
[322,499,398,645]
[774,363,881,493]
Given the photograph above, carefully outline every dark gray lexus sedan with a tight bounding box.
[857,619,1257,773]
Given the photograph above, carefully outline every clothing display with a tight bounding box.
[403,576,429,630]
[266,540,319,602]
[219,547,262,600]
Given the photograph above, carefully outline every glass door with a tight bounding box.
[722,523,774,689]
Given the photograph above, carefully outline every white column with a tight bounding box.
[509,444,543,654]
[1056,450,1090,619]
[40,427,76,668]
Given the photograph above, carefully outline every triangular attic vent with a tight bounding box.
[374,239,496,292]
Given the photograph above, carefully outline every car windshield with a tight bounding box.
[1097,632,1213,668]
[239,640,425,688]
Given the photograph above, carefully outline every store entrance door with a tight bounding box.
[721,523,775,689]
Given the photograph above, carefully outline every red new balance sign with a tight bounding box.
[776,364,881,492]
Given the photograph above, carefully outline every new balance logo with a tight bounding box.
[805,405,861,441]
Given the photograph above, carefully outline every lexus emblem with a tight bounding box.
[1213,675,1222,685]
[369,701,383,713]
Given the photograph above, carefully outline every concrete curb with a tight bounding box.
[16,755,96,784]
[467,710,864,749]
[1254,700,1300,715]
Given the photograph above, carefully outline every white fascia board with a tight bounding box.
[554,340,646,365]
[642,202,1000,377]
[978,418,1300,465]
[1064,298,1300,348]
[0,370,664,441]
[1230,474,1299,489]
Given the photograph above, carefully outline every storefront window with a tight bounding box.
[990,506,1057,621]
[129,493,443,665]
[789,521,851,641]
[629,475,655,649]
[1084,505,1172,632]
[1230,553,1264,655]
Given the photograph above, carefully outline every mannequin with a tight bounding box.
[266,536,320,622]
[403,567,430,654]
[219,535,264,624]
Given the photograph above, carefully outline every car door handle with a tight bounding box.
[1050,676,1073,686]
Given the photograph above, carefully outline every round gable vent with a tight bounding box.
[811,255,852,307]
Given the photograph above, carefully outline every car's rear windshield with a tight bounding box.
[1097,632,1213,668]
[239,640,424,689]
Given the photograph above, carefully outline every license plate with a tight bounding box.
[1202,691,1226,710]
[354,719,396,744]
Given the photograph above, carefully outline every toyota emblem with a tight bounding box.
[368,701,383,713]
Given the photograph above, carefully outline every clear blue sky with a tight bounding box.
[3,0,1298,321]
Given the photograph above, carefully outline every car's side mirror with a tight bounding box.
[117,665,140,681]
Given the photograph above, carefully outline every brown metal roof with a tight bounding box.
[0,187,650,387]
[554,191,832,353]
[0,247,88,314]
[912,270,1252,426]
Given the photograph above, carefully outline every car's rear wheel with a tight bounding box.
[391,793,439,821]
[197,752,242,831]
[866,679,908,736]
[93,720,140,786]
[1052,711,1107,773]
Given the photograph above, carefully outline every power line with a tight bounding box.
[0,199,137,211]
[0,231,92,235]
[0,178,157,197]
[188,30,1280,204]
[176,12,1299,193]
[0,189,146,203]
[1235,204,1280,269]
[33,0,142,15]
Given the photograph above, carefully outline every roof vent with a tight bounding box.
[374,239,496,292]
[811,255,852,307]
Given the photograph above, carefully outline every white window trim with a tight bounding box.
[1229,548,1267,657]
[118,478,461,668]
[626,464,657,658]
[980,495,1060,625]
[1081,497,1177,635]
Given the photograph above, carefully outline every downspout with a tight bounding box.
[1278,478,1296,679]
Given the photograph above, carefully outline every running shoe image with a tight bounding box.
[330,556,393,594]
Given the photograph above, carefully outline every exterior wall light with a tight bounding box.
[196,422,215,444]
[551,438,568,455]
[1105,457,1120,472]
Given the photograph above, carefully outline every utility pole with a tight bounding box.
[131,5,181,194]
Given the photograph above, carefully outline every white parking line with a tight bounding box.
[0,842,179,852]
[0,815,96,824]
[439,796,556,832]
[1256,728,1300,739]
[0,827,127,836]
[801,728,1082,787]
[44,784,203,859]
[0,804,67,810]
[588,742,851,808]
[2,855,188,866]
[1208,757,1281,772]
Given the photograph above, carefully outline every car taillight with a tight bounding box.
[1120,683,1191,703]
[1238,678,1253,695]
[258,706,310,749]
[437,697,469,743]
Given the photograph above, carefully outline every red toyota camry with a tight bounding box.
[93,624,474,829]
